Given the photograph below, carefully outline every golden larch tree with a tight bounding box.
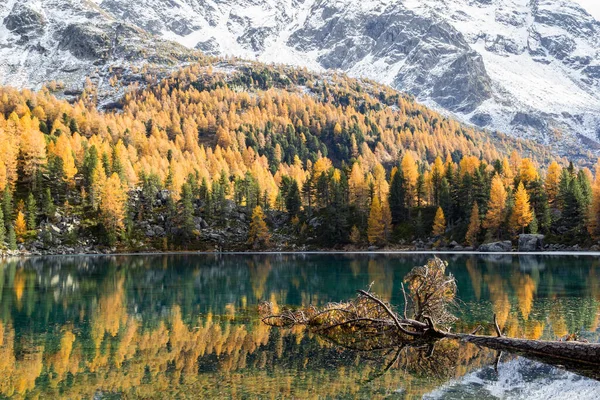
[15,211,27,242]
[483,174,507,238]
[510,182,534,233]
[465,202,480,246]
[367,196,385,245]
[401,152,419,208]
[519,158,539,184]
[545,161,562,207]
[588,159,600,238]
[248,205,270,249]
[432,207,446,236]
[99,173,128,237]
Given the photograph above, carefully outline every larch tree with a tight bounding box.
[483,174,507,238]
[401,153,419,210]
[15,211,27,242]
[588,159,600,238]
[545,161,562,207]
[99,173,128,244]
[248,205,270,249]
[510,182,534,234]
[18,115,47,184]
[367,196,385,245]
[432,207,446,237]
[465,202,481,246]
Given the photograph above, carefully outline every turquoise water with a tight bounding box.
[0,253,598,399]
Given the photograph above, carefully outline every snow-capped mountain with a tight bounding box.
[0,0,195,106]
[2,0,600,156]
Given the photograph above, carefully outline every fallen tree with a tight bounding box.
[259,257,600,381]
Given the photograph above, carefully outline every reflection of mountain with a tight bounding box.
[0,254,598,397]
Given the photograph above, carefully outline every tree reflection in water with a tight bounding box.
[0,254,597,398]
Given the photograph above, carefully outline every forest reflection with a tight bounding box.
[0,254,598,399]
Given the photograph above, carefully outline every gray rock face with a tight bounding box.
[4,3,45,37]
[88,0,600,157]
[0,0,195,108]
[518,234,545,252]
[479,241,512,253]
[59,24,112,61]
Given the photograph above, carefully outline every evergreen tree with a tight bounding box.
[7,225,17,250]
[0,207,5,245]
[26,192,37,230]
[2,189,13,231]
[389,166,407,224]
[42,188,55,220]
[180,182,195,237]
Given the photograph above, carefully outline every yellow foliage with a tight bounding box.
[510,182,534,233]
[432,207,446,236]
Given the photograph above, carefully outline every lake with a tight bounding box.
[0,253,599,399]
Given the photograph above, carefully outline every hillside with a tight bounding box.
[3,0,600,158]
[0,62,596,254]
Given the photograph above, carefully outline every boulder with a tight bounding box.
[479,241,512,252]
[518,234,545,252]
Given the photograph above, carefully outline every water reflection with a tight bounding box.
[0,254,598,398]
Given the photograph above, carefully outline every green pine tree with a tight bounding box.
[7,225,17,250]
[26,193,37,230]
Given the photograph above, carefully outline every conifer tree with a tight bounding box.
[99,173,127,245]
[588,160,600,238]
[465,202,480,246]
[285,179,301,216]
[15,211,27,242]
[367,196,385,245]
[0,207,5,245]
[432,207,446,237]
[248,206,270,249]
[349,225,361,244]
[2,189,12,231]
[483,174,507,239]
[510,182,534,234]
[389,166,406,224]
[545,161,562,207]
[7,225,16,250]
[42,188,55,220]
[180,182,195,237]
[26,193,37,230]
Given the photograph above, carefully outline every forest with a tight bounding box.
[0,61,598,252]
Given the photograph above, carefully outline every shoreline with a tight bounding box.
[3,249,600,258]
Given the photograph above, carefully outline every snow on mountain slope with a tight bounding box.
[2,0,600,157]
[95,0,600,157]
[573,0,600,20]
[424,357,600,400]
[0,0,195,105]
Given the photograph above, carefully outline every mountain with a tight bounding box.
[2,0,599,159]
[91,0,600,158]
[0,0,199,107]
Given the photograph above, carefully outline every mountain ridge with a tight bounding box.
[2,0,600,159]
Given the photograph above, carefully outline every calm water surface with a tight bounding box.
[0,253,599,399]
